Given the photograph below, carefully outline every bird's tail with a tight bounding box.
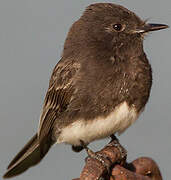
[3,133,52,178]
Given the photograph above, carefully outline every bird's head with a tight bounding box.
[63,3,168,58]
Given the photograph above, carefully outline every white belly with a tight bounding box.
[57,101,138,146]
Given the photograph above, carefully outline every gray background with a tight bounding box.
[0,0,170,179]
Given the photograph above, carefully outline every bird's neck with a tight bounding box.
[63,26,144,61]
[62,42,144,62]
[112,41,144,62]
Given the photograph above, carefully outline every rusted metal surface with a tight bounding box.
[73,140,162,180]
[129,157,162,180]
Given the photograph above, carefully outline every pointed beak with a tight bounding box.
[135,23,169,33]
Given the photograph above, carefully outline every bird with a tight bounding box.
[3,3,168,178]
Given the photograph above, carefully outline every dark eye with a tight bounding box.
[112,23,123,31]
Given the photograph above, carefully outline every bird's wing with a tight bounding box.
[38,58,80,144]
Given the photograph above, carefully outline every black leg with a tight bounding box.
[79,140,111,173]
[72,145,84,152]
[110,134,119,141]
[108,134,127,161]
[79,140,96,158]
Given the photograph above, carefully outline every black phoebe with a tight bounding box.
[3,3,168,178]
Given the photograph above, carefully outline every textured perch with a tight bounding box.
[73,140,162,180]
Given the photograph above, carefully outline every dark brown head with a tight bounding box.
[63,3,168,58]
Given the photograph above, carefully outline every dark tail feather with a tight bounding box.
[3,133,52,178]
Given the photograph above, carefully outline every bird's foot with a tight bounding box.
[80,140,112,174]
[107,135,127,165]
[72,145,84,152]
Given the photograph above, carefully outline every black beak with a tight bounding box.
[136,23,169,33]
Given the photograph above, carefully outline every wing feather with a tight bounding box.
[38,59,80,144]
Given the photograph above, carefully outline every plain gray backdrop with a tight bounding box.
[0,0,170,179]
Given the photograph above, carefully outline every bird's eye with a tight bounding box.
[112,23,123,31]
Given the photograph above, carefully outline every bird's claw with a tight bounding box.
[107,135,127,164]
[80,140,112,174]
